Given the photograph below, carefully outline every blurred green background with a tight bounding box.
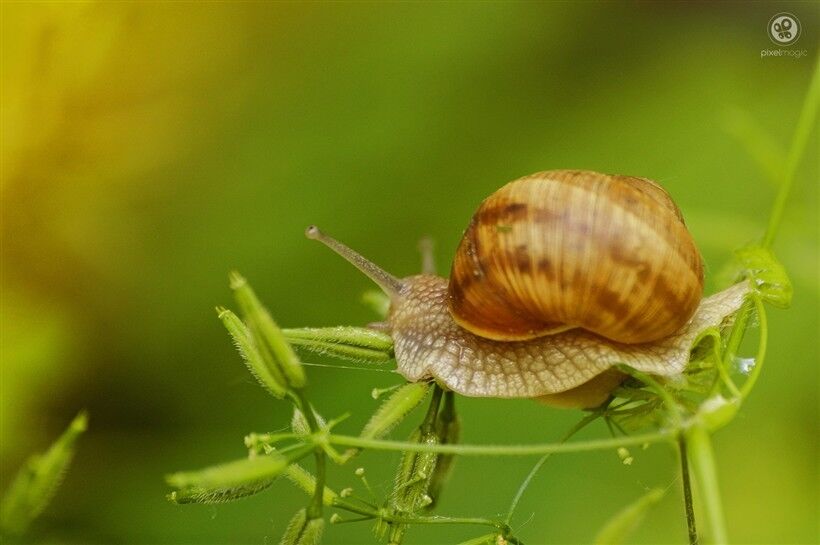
[1,2,817,544]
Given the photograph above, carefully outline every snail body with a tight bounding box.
[306,170,748,408]
[386,272,746,402]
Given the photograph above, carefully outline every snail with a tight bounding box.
[306,170,750,408]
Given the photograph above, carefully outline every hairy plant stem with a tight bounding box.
[428,389,459,509]
[286,457,519,540]
[387,384,445,544]
[293,389,326,519]
[679,436,698,545]
[685,425,727,545]
[422,385,444,432]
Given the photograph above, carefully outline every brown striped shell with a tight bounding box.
[447,170,704,344]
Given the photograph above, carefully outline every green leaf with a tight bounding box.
[166,448,309,491]
[0,410,88,537]
[167,479,274,504]
[283,326,394,364]
[230,271,306,388]
[731,245,792,308]
[593,488,665,545]
[217,306,287,398]
[360,382,430,440]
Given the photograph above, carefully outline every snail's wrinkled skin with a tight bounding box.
[390,275,750,399]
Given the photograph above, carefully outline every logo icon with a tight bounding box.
[768,13,801,46]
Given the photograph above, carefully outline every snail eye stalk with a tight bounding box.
[306,226,404,298]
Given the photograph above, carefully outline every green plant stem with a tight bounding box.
[762,54,820,249]
[721,300,753,375]
[618,366,681,425]
[310,450,326,519]
[385,384,445,544]
[246,432,301,451]
[679,435,698,545]
[294,389,326,519]
[740,296,767,400]
[286,460,518,540]
[330,494,520,542]
[716,291,765,405]
[324,429,674,456]
[685,424,727,545]
[505,410,601,525]
[422,385,444,431]
[700,330,740,399]
[333,499,509,531]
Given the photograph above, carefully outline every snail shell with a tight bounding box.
[448,170,704,344]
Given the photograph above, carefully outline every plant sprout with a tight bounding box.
[1,411,88,540]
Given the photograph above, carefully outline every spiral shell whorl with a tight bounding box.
[447,170,704,344]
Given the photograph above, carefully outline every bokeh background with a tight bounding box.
[1,3,817,544]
